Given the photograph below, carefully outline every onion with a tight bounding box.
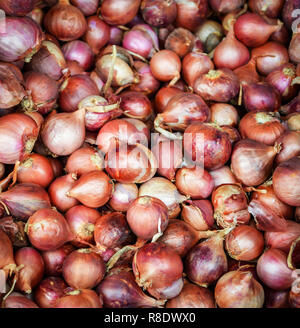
[231,139,280,186]
[0,16,43,63]
[0,0,35,16]
[17,154,54,188]
[0,113,38,165]
[213,20,250,70]
[182,52,214,88]
[62,249,105,289]
[101,0,141,26]
[150,50,181,84]
[0,183,51,221]
[62,41,94,71]
[290,286,300,308]
[139,177,187,219]
[225,225,264,261]
[287,113,300,131]
[257,248,294,290]
[0,63,26,109]
[48,173,79,212]
[83,16,110,55]
[154,86,184,114]
[133,242,183,299]
[211,103,239,127]
[59,75,98,113]
[0,216,28,248]
[175,166,214,199]
[183,123,232,170]
[141,0,177,27]
[109,183,138,212]
[195,20,223,53]
[44,0,87,42]
[185,229,229,287]
[56,289,102,308]
[108,27,123,45]
[130,61,160,95]
[249,0,285,18]
[26,208,73,251]
[127,196,169,241]
[289,33,300,64]
[265,288,290,308]
[235,13,282,48]
[164,28,195,58]
[0,229,16,278]
[41,109,86,156]
[3,292,39,308]
[194,69,240,102]
[209,0,245,14]
[120,91,152,121]
[22,71,59,115]
[105,142,157,184]
[174,0,209,32]
[212,184,250,228]
[181,200,214,231]
[34,276,68,308]
[15,247,44,294]
[65,147,104,176]
[42,244,74,276]
[239,112,285,146]
[265,221,300,253]
[233,57,260,87]
[210,166,238,187]
[154,92,210,139]
[68,171,113,208]
[27,41,67,80]
[98,270,164,308]
[65,205,100,247]
[49,158,63,179]
[70,0,99,16]
[273,156,300,206]
[96,118,150,154]
[152,138,182,181]
[215,270,264,308]
[283,0,300,30]
[252,41,289,76]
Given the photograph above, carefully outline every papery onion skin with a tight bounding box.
[127,196,169,240]
[194,20,223,53]
[62,249,105,289]
[225,225,264,261]
[215,271,264,308]
[0,0,35,16]
[239,112,285,146]
[26,208,73,251]
[55,289,102,308]
[62,41,94,71]
[133,242,184,300]
[17,154,54,188]
[41,109,86,156]
[165,28,195,58]
[0,16,43,63]
[231,139,279,187]
[42,244,75,276]
[0,229,16,276]
[65,205,101,247]
[276,128,300,161]
[65,147,104,177]
[109,183,139,212]
[48,173,79,213]
[3,293,39,308]
[183,123,232,170]
[15,247,44,294]
[211,103,239,127]
[34,276,68,308]
[175,166,214,199]
[139,177,187,219]
[0,183,51,221]
[257,248,294,290]
[70,0,99,16]
[287,113,300,131]
[141,0,177,27]
[210,166,238,187]
[97,270,164,308]
[101,0,141,26]
[273,157,300,206]
[44,0,87,42]
[166,281,216,308]
[194,69,240,102]
[120,91,152,121]
[249,0,285,19]
[252,41,289,76]
[209,0,245,14]
[154,86,184,114]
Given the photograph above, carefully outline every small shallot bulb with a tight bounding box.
[225,225,264,261]
[166,282,216,308]
[215,271,265,308]
[165,28,195,58]
[109,183,139,212]
[210,103,239,127]
[62,249,105,289]
[127,196,169,241]
[210,166,238,187]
